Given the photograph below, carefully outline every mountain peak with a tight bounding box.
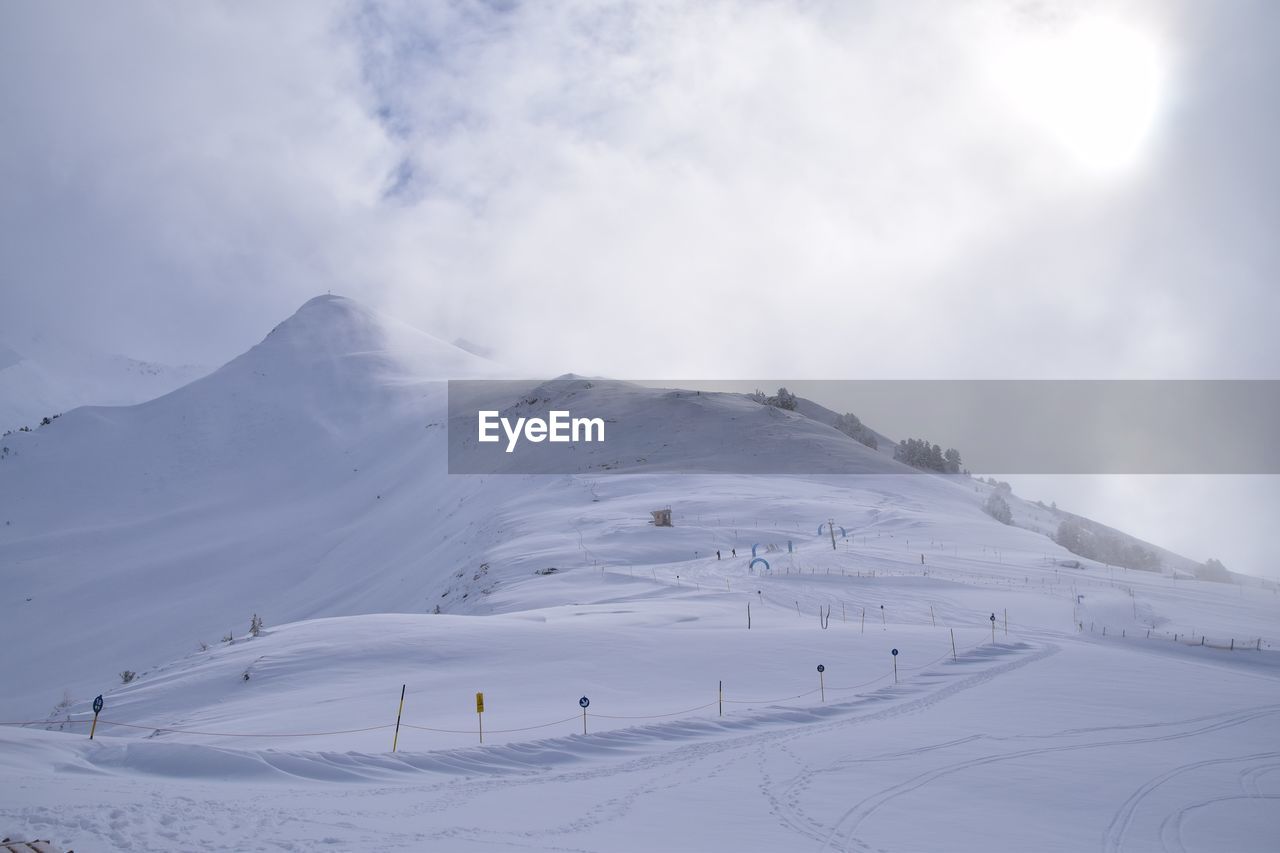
[245,293,497,382]
[265,293,379,344]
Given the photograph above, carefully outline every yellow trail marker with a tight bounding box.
[476,692,485,743]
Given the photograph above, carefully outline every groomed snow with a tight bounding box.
[1,296,1277,851]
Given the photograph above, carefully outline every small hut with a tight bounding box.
[650,508,673,527]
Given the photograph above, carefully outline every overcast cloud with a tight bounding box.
[1,1,1277,573]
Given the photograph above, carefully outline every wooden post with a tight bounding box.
[392,684,406,753]
[89,694,103,740]
[950,629,957,662]
[747,602,751,629]
[930,605,935,627]
[719,680,723,717]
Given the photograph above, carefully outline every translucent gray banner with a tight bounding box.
[447,379,1280,475]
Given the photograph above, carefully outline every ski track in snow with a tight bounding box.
[1152,759,1280,853]
[2,638,1051,850]
[813,703,1280,853]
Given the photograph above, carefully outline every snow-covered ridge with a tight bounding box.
[0,329,210,433]
[2,295,1277,851]
[0,294,1237,724]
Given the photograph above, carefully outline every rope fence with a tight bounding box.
[9,550,1267,750]
[1,637,987,746]
[1079,622,1271,651]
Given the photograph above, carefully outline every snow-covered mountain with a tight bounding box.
[0,295,946,716]
[0,295,1251,715]
[0,328,210,433]
[2,296,1276,851]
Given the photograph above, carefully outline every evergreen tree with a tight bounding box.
[984,493,1013,524]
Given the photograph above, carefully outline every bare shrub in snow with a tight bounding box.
[120,670,137,684]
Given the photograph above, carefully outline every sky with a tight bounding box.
[1,0,1277,574]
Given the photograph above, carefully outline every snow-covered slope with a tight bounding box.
[0,330,210,433]
[2,295,1277,851]
[0,296,979,721]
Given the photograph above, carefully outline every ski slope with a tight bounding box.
[1,296,1277,851]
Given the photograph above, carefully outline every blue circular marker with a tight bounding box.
[892,648,899,656]
[92,695,103,714]
[579,696,590,708]
[817,664,825,673]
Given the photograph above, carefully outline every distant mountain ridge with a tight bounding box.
[0,328,210,432]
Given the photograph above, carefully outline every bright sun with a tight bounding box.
[991,16,1167,174]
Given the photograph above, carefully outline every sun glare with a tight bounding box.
[992,16,1167,175]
